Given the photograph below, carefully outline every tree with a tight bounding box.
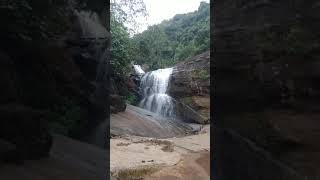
[130,2,210,70]
[110,16,132,76]
[110,0,148,76]
[110,0,148,34]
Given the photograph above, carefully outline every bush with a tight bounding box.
[124,92,138,105]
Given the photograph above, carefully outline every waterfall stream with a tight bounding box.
[133,65,145,75]
[110,66,204,138]
[139,68,175,117]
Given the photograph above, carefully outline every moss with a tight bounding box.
[199,70,210,80]
[180,96,205,113]
[192,69,209,81]
[180,96,197,109]
[181,97,194,105]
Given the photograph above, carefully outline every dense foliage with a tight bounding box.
[131,1,210,70]
[110,0,147,76]
[111,0,147,34]
[111,1,210,74]
[111,16,133,76]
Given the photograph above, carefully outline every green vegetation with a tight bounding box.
[193,69,210,81]
[131,2,210,70]
[111,16,133,76]
[199,70,210,81]
[111,0,147,34]
[111,1,210,74]
[110,0,148,77]
[180,97,195,108]
[124,92,139,105]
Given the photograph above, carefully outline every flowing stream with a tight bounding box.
[139,68,175,117]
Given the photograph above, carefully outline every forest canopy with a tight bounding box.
[111,1,210,74]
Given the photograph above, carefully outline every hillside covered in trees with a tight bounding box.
[111,1,210,76]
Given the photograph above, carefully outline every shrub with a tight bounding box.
[124,92,138,105]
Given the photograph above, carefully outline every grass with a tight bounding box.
[115,167,158,180]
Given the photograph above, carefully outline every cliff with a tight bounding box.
[213,0,320,179]
[168,51,210,123]
[0,0,110,160]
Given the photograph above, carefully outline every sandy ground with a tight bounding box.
[110,125,210,180]
[145,151,210,180]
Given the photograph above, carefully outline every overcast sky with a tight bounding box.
[130,0,210,34]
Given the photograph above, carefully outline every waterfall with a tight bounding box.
[133,65,145,75]
[139,68,175,117]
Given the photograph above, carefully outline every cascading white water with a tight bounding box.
[133,65,145,75]
[139,68,175,117]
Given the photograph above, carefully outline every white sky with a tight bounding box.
[129,0,210,34]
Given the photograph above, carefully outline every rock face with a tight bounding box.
[110,77,129,113]
[213,0,320,179]
[109,65,145,113]
[168,51,210,123]
[0,1,110,160]
[214,0,320,114]
[110,104,196,138]
[68,9,110,133]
